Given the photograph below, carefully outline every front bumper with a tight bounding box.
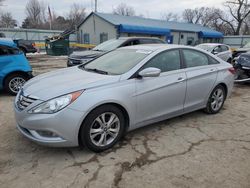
[14,104,86,147]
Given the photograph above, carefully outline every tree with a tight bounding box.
[182,7,205,24]
[219,0,250,35]
[113,3,135,16]
[161,12,179,21]
[67,3,86,28]
[0,12,17,28]
[21,17,32,28]
[25,0,46,28]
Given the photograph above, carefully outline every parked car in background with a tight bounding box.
[67,37,165,67]
[196,43,232,63]
[15,44,234,152]
[0,33,6,38]
[232,42,250,59]
[233,52,250,82]
[13,39,37,56]
[0,39,33,95]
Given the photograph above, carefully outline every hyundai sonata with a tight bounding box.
[14,44,235,152]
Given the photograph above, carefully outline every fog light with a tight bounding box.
[36,130,58,138]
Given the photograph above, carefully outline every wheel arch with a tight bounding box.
[3,71,30,87]
[78,102,130,146]
[217,82,228,98]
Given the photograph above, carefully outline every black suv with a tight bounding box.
[13,39,37,56]
[67,37,165,67]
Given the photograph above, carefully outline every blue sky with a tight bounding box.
[2,0,225,26]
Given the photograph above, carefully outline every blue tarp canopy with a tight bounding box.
[119,24,171,36]
[199,31,223,38]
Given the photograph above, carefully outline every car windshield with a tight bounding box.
[93,39,126,52]
[243,42,250,48]
[83,49,151,75]
[196,44,215,52]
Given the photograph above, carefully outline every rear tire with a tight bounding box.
[204,85,226,114]
[4,74,28,95]
[79,105,125,152]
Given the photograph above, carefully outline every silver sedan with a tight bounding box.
[14,44,235,152]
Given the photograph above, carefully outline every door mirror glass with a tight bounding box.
[138,67,161,77]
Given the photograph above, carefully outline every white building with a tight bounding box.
[77,12,223,46]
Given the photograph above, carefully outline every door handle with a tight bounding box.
[176,77,185,82]
[210,68,216,72]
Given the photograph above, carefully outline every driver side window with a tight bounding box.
[143,50,181,73]
[213,46,222,53]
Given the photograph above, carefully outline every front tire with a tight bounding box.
[79,105,125,152]
[4,74,28,95]
[204,85,226,114]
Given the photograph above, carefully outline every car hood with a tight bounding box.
[69,50,104,59]
[22,67,120,100]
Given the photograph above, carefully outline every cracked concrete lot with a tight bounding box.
[1,54,250,188]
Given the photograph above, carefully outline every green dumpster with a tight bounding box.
[45,38,71,56]
[45,29,75,56]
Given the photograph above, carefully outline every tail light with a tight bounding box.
[228,67,236,74]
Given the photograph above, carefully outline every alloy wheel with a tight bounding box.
[8,77,26,94]
[210,88,224,111]
[90,112,120,147]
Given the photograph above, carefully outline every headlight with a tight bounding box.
[28,90,83,114]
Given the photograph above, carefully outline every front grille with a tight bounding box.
[17,93,37,110]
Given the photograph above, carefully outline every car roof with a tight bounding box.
[0,38,16,47]
[119,44,196,52]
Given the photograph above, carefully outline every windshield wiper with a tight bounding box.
[84,68,109,75]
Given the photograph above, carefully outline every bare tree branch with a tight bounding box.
[113,3,135,16]
[0,12,16,28]
[223,0,250,34]
[67,3,86,28]
[161,12,179,21]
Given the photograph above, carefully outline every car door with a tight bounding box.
[220,45,231,61]
[0,45,13,82]
[182,49,218,112]
[214,45,228,61]
[134,49,187,126]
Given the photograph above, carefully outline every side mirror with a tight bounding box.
[138,67,161,78]
[212,50,218,55]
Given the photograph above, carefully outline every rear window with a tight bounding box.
[139,39,164,44]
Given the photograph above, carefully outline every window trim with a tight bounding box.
[131,49,184,79]
[180,48,218,68]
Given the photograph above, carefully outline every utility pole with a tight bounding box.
[95,0,97,12]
